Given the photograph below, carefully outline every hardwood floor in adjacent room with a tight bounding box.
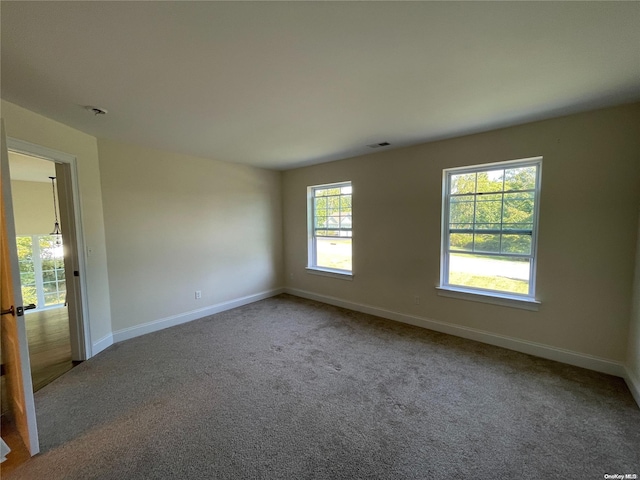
[25,307,75,392]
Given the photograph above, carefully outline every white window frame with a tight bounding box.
[438,157,542,309]
[306,181,353,279]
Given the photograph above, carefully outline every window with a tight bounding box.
[17,235,66,309]
[308,182,352,275]
[440,158,541,301]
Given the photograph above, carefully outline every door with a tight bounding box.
[0,119,39,455]
[55,163,83,361]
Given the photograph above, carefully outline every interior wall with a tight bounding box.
[97,138,283,332]
[628,209,640,399]
[10,180,52,235]
[283,102,640,363]
[1,99,113,349]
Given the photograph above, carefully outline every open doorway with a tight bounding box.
[4,149,87,391]
[6,152,77,392]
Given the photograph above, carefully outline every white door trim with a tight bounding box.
[7,137,92,360]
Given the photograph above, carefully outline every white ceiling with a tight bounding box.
[2,1,639,170]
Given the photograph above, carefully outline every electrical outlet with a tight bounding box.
[195,290,202,300]
[414,295,420,305]
[290,273,294,279]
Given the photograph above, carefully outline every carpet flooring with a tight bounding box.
[7,294,640,479]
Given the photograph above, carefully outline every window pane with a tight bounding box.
[449,195,474,225]
[42,259,57,271]
[341,185,352,195]
[501,234,532,255]
[448,253,530,294]
[503,192,534,226]
[474,233,500,253]
[505,166,536,191]
[44,292,63,306]
[40,236,63,259]
[16,236,33,262]
[21,286,37,306]
[475,193,502,228]
[450,233,473,251]
[476,169,504,193]
[326,196,341,215]
[316,237,352,271]
[19,262,35,274]
[43,282,59,294]
[327,217,340,229]
[315,216,327,228]
[20,272,36,285]
[42,270,57,283]
[450,173,476,195]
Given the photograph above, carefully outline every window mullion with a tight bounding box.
[32,235,45,308]
[471,173,478,253]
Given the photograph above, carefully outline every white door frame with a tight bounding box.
[7,137,92,360]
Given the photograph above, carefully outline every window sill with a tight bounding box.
[306,267,353,281]
[436,286,540,311]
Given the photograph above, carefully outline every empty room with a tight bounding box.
[1,2,639,479]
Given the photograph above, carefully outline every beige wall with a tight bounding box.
[4,97,639,376]
[97,139,283,332]
[1,99,113,346]
[11,180,53,235]
[283,103,640,363]
[628,210,640,394]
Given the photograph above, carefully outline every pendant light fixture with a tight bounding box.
[49,176,62,245]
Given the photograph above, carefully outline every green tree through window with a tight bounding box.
[16,235,66,309]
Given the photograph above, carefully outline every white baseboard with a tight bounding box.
[624,367,640,408]
[285,287,627,379]
[92,333,114,356]
[112,288,284,344]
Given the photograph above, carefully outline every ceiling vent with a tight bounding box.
[367,142,390,148]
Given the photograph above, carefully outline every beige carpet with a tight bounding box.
[8,294,640,479]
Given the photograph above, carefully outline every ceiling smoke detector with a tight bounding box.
[367,142,390,148]
[85,106,108,116]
